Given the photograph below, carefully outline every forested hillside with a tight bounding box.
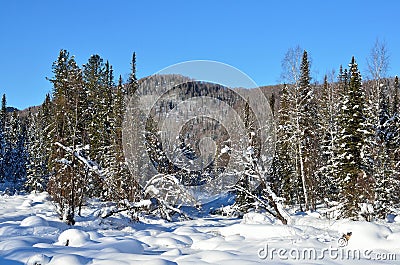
[1,41,399,224]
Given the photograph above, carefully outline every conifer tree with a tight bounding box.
[3,111,27,193]
[270,84,298,204]
[393,76,399,115]
[373,79,399,218]
[26,110,44,191]
[336,57,374,220]
[316,75,340,203]
[298,50,318,210]
[391,76,400,210]
[0,94,6,131]
[127,52,138,96]
[393,76,400,166]
[25,95,53,192]
[83,54,115,199]
[277,50,317,211]
[0,94,6,182]
[235,99,257,211]
[84,55,110,167]
[48,49,92,224]
[106,75,140,209]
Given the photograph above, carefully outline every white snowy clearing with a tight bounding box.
[0,192,400,265]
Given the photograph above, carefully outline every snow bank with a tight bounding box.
[191,236,226,250]
[241,212,274,224]
[139,235,187,248]
[219,223,300,240]
[161,248,182,256]
[92,238,144,254]
[333,221,400,250]
[56,229,91,247]
[2,193,400,265]
[157,231,193,245]
[26,254,52,265]
[394,215,400,223]
[173,226,200,235]
[0,239,31,250]
[139,259,177,265]
[179,249,238,263]
[20,216,49,227]
[20,199,34,208]
[48,254,90,265]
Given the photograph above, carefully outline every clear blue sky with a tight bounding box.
[1,0,399,109]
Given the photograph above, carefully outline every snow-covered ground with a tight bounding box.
[0,192,399,265]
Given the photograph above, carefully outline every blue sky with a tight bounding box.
[1,0,399,109]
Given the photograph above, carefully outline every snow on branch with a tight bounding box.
[54,142,104,178]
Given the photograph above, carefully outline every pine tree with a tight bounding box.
[393,76,400,166]
[270,84,297,204]
[25,96,53,192]
[83,54,119,201]
[47,49,94,224]
[105,75,140,211]
[102,61,116,198]
[83,55,111,170]
[336,57,374,220]
[393,76,399,115]
[391,76,400,211]
[373,79,399,218]
[3,111,27,193]
[298,50,318,210]
[26,110,44,191]
[127,52,138,96]
[0,94,6,131]
[0,94,6,182]
[278,49,319,211]
[235,99,257,211]
[316,75,340,203]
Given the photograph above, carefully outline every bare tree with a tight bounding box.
[278,46,315,211]
[367,38,390,82]
[280,45,303,86]
[366,38,390,123]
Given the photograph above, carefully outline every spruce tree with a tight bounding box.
[393,76,399,114]
[298,50,318,210]
[336,57,374,220]
[25,96,53,192]
[127,52,138,96]
[270,84,298,205]
[84,55,108,168]
[26,110,44,191]
[278,49,318,211]
[48,49,92,224]
[373,79,399,218]
[235,99,256,211]
[391,76,400,211]
[316,75,340,203]
[3,111,27,193]
[0,94,6,131]
[0,94,6,182]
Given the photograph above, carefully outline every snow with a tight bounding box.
[21,216,49,227]
[241,212,274,224]
[26,254,52,265]
[220,145,230,154]
[219,223,300,240]
[56,229,91,247]
[0,192,400,264]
